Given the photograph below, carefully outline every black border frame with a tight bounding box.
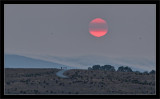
[0,0,159,99]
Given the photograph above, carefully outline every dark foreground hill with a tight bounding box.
[5,68,155,95]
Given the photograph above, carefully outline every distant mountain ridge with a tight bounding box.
[37,55,155,72]
[4,54,156,72]
[4,54,71,69]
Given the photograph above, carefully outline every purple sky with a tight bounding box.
[4,4,156,70]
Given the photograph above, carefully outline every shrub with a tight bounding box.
[117,66,133,72]
[149,70,156,74]
[92,65,101,70]
[101,65,115,71]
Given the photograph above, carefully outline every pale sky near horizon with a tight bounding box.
[4,4,156,70]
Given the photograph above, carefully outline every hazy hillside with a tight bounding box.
[5,68,155,95]
[4,54,71,69]
[11,54,155,71]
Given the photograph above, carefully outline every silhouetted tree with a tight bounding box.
[92,65,101,70]
[101,65,115,71]
[149,70,156,74]
[117,66,133,72]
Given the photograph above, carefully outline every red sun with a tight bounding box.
[89,18,108,37]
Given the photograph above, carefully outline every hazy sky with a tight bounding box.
[4,4,156,70]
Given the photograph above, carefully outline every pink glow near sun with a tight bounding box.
[89,18,108,37]
[89,30,108,37]
[90,18,106,24]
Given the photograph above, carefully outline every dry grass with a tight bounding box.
[5,68,156,95]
